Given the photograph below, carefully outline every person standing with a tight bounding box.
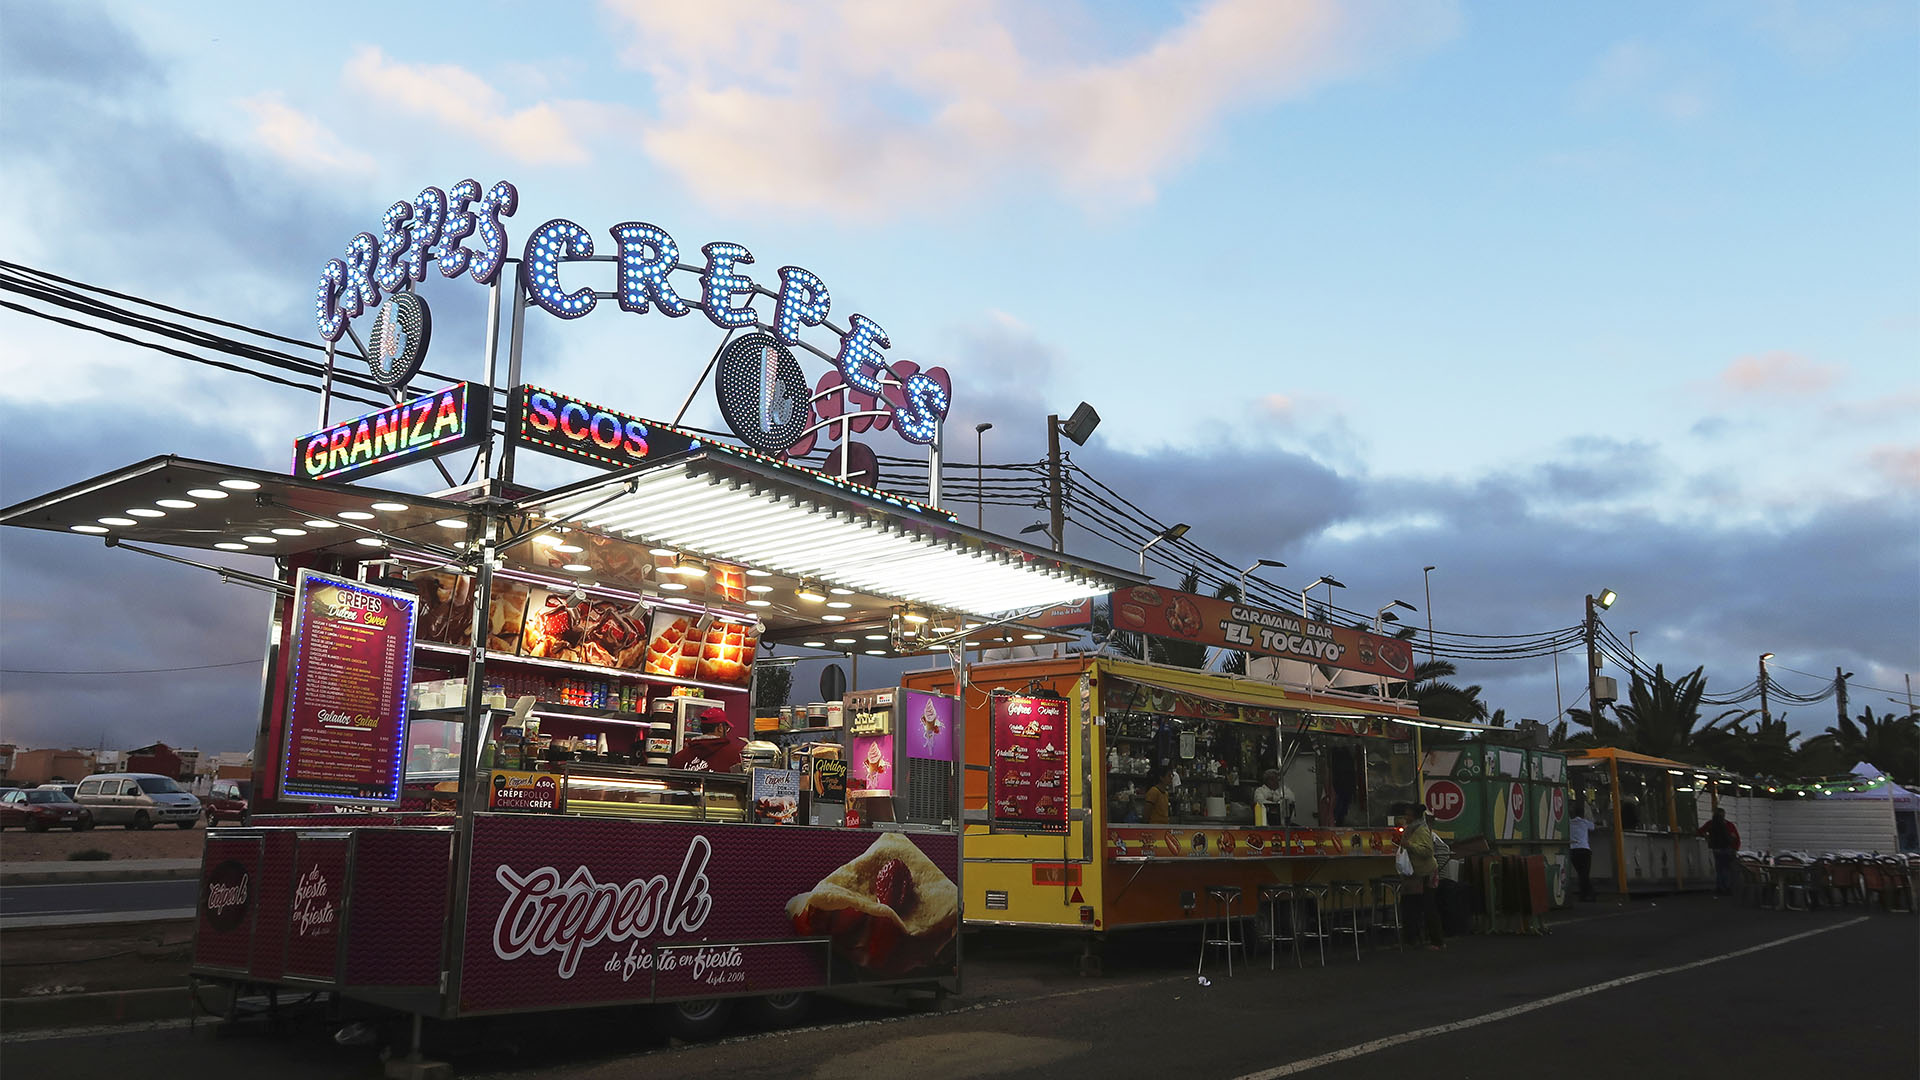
[1252,768,1292,825]
[1143,765,1175,824]
[1697,806,1741,896]
[1394,802,1445,950]
[1569,802,1597,901]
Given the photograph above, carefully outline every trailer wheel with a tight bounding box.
[741,991,811,1029]
[662,997,733,1041]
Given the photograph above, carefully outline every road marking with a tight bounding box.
[0,1018,196,1045]
[1231,916,1870,1079]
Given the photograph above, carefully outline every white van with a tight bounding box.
[75,773,202,829]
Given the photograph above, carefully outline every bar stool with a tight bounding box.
[1296,882,1332,966]
[1371,877,1406,951]
[1330,881,1368,960]
[1197,885,1247,977]
[1258,883,1304,969]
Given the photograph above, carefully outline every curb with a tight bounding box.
[0,983,222,1031]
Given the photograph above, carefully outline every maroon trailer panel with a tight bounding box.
[344,828,452,988]
[458,814,959,1015]
[197,834,264,974]
[284,832,351,982]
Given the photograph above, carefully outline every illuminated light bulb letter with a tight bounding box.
[521,219,597,319]
[699,242,758,329]
[373,200,413,292]
[436,179,481,278]
[315,259,348,341]
[343,232,381,319]
[894,370,951,445]
[611,222,690,316]
[774,266,830,345]
[468,180,518,285]
[404,187,446,282]
[834,314,889,397]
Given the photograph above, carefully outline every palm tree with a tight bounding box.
[1567,664,1746,761]
[1811,707,1920,785]
[1410,659,1490,724]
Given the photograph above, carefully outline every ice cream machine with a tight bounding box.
[843,687,958,827]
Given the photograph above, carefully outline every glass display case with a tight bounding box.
[559,763,747,822]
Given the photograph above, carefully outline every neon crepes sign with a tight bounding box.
[312,181,953,459]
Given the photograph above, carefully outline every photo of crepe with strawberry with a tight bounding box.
[786,833,957,978]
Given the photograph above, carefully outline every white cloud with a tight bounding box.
[239,92,376,176]
[1715,351,1843,397]
[603,0,1458,217]
[1577,40,1715,122]
[342,46,589,165]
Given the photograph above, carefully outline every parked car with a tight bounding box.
[74,772,201,829]
[0,787,95,831]
[38,782,80,800]
[204,779,251,825]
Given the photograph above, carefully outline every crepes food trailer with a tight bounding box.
[0,176,1142,1054]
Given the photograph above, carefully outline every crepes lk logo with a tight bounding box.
[491,836,713,978]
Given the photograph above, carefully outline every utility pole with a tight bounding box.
[1045,413,1065,553]
[1835,667,1850,727]
[1584,594,1602,728]
[1758,653,1773,726]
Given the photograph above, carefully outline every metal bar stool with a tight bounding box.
[1371,877,1406,951]
[1329,881,1368,960]
[1777,862,1811,911]
[1258,883,1303,969]
[1197,885,1247,977]
[1296,882,1332,966]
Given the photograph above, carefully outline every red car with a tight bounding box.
[205,779,251,825]
[0,787,95,831]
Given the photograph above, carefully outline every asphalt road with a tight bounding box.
[0,879,199,918]
[5,896,1915,1078]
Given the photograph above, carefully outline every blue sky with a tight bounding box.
[1,0,1914,751]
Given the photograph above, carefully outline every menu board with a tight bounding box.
[751,768,800,824]
[488,770,563,813]
[642,610,757,687]
[989,694,1068,833]
[280,570,417,804]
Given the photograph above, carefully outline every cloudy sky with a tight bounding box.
[1,0,1914,755]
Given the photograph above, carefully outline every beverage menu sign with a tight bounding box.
[989,694,1068,834]
[279,570,417,804]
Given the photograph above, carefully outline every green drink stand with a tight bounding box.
[1423,741,1571,922]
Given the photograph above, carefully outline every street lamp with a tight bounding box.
[1422,565,1437,662]
[1020,521,1056,545]
[973,422,992,530]
[1374,599,1416,633]
[1138,522,1189,574]
[1300,575,1345,618]
[1628,630,1638,665]
[1044,403,1100,554]
[1759,652,1775,725]
[1238,558,1285,603]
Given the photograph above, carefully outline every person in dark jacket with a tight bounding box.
[1697,807,1741,895]
[1394,802,1445,949]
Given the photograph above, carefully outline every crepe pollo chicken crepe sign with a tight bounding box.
[461,816,957,1010]
[1109,586,1417,680]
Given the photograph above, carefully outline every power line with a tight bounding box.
[2,660,259,675]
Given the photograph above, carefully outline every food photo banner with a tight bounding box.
[1109,586,1416,680]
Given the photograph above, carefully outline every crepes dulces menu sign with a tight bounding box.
[279,569,416,804]
[1108,585,1417,681]
[989,694,1068,834]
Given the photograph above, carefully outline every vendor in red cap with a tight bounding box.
[669,707,745,773]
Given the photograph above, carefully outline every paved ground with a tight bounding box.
[5,896,1915,1077]
[0,878,199,918]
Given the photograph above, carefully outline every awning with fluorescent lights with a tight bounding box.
[521,447,1144,617]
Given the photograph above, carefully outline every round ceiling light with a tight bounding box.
[243,535,276,544]
[649,548,676,557]
[304,520,340,529]
[553,543,582,554]
[562,563,592,572]
[821,614,847,622]
[436,518,468,530]
[833,638,858,645]
[745,569,772,578]
[218,479,262,491]
[97,517,136,527]
[745,599,771,607]
[214,542,248,551]
[370,502,409,512]
[126,508,165,518]
[354,537,386,547]
[70,524,109,534]
[825,601,852,609]
[802,641,827,648]
[338,511,375,521]
[156,499,196,509]
[186,488,229,500]
[271,527,307,537]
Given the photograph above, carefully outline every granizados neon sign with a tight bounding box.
[314,180,953,458]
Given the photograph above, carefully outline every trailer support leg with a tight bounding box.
[1078,934,1104,978]
[383,1013,451,1080]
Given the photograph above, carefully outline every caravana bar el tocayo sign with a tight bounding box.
[1109,585,1417,680]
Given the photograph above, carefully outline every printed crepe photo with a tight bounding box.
[785,833,957,978]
